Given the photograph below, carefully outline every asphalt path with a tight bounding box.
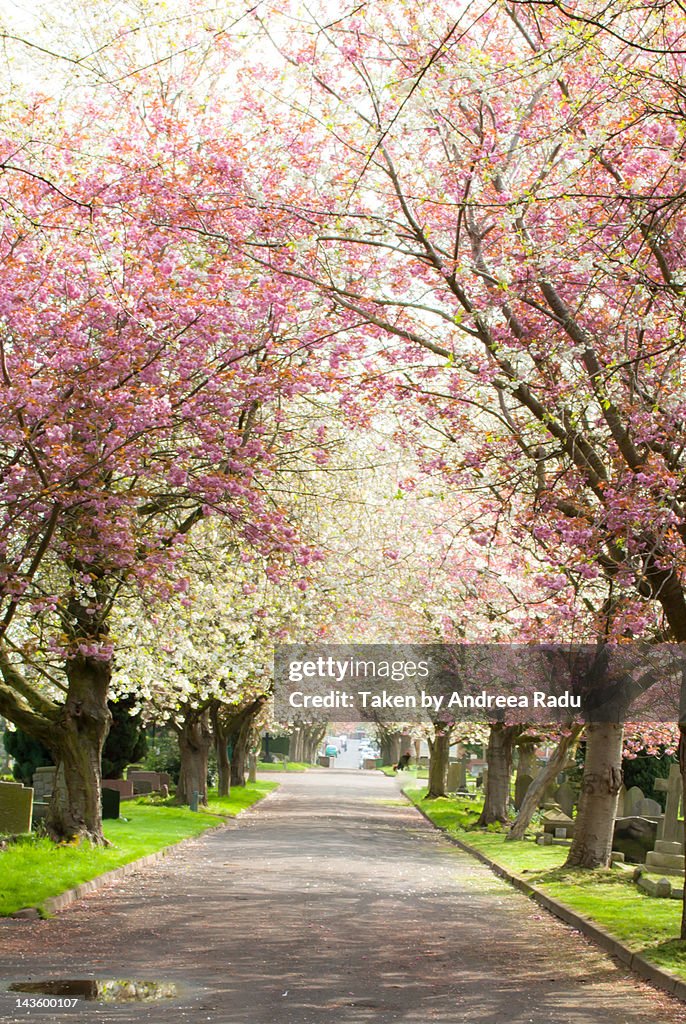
[1,768,685,1024]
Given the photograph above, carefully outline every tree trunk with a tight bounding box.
[230,728,248,787]
[565,721,623,867]
[46,653,112,844]
[477,724,523,826]
[230,710,255,786]
[380,730,401,766]
[399,732,412,757]
[303,724,325,764]
[426,731,450,798]
[176,708,212,807]
[216,733,231,798]
[248,752,257,783]
[508,726,584,841]
[210,703,231,798]
[290,726,304,763]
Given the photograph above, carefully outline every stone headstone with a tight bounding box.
[31,801,49,827]
[656,877,672,898]
[655,764,682,844]
[514,774,534,811]
[158,773,172,790]
[613,815,658,863]
[447,763,461,792]
[32,766,57,802]
[635,797,662,817]
[541,808,575,838]
[625,786,644,816]
[645,839,685,876]
[127,770,161,791]
[133,780,154,794]
[555,783,576,819]
[0,781,33,834]
[101,787,121,820]
[539,780,559,809]
[457,759,468,790]
[616,785,627,818]
[31,802,49,827]
[101,779,134,799]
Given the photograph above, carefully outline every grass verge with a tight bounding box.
[257,761,311,772]
[404,783,686,980]
[0,781,276,917]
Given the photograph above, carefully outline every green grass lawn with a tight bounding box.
[0,781,276,917]
[404,783,686,979]
[257,761,311,772]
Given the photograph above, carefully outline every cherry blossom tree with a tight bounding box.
[242,0,686,880]
[0,71,331,839]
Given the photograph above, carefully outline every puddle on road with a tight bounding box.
[9,979,178,1002]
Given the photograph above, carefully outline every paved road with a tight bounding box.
[2,769,685,1024]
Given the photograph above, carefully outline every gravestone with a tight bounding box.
[101,779,134,799]
[514,774,534,811]
[0,781,33,834]
[625,786,644,816]
[541,807,575,839]
[616,785,627,818]
[133,780,154,794]
[32,766,57,803]
[539,780,559,809]
[555,783,576,819]
[635,797,662,817]
[457,759,468,790]
[656,764,682,844]
[101,787,121,820]
[646,839,685,877]
[613,816,658,863]
[158,772,172,790]
[447,763,461,792]
[127,770,161,791]
[31,801,49,827]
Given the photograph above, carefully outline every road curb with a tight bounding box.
[10,788,279,920]
[404,791,686,1005]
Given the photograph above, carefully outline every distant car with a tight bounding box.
[324,744,338,757]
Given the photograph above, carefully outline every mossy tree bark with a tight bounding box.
[210,702,231,798]
[175,706,212,807]
[46,652,112,844]
[565,721,623,868]
[508,725,583,841]
[0,607,113,845]
[477,724,524,826]
[426,730,450,798]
